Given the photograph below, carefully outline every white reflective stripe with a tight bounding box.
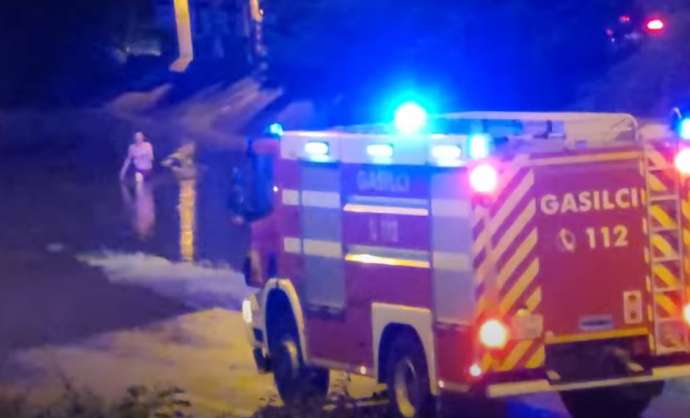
[344,204,429,216]
[348,245,429,261]
[302,191,341,209]
[303,239,342,258]
[283,237,302,254]
[282,189,300,206]
[432,252,471,272]
[346,245,431,269]
[348,195,429,208]
[431,199,470,218]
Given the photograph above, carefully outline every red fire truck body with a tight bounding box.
[240,112,690,417]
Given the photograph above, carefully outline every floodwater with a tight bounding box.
[0,144,249,267]
[0,143,250,357]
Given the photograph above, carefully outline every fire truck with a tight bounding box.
[235,109,690,418]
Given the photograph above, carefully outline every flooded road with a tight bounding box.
[0,144,249,266]
[1,143,689,418]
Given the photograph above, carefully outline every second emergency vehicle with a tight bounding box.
[235,110,690,418]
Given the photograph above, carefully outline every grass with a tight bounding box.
[0,384,193,418]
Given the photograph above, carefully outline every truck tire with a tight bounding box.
[560,382,664,418]
[269,319,329,408]
[386,333,435,418]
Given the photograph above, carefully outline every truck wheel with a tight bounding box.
[270,324,329,408]
[560,382,664,418]
[386,333,435,418]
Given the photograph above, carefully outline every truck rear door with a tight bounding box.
[534,150,648,343]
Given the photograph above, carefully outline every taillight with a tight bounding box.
[674,148,690,175]
[469,163,498,194]
[645,18,665,33]
[684,304,690,325]
[479,319,509,349]
[469,363,482,378]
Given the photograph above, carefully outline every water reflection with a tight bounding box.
[178,178,197,262]
[163,143,199,262]
[120,180,156,240]
[118,143,247,268]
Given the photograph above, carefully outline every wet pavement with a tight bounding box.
[1,143,689,417]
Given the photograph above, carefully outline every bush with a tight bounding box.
[0,384,192,418]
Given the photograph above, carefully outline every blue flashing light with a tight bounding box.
[304,141,330,159]
[468,134,491,159]
[394,102,428,135]
[268,122,284,137]
[367,143,394,159]
[431,144,462,166]
[680,118,690,140]
[431,144,462,161]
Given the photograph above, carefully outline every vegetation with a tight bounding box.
[0,384,192,418]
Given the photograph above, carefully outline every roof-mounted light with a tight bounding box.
[394,102,428,135]
[468,134,491,159]
[304,141,330,162]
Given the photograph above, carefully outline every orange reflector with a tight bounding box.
[469,163,498,194]
[479,319,509,349]
[675,148,690,175]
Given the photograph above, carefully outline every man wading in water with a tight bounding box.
[120,131,154,183]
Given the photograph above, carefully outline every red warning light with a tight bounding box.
[619,15,631,24]
[646,18,665,32]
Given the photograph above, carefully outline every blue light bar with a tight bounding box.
[468,134,491,159]
[304,141,330,158]
[431,144,462,160]
[394,102,428,135]
[680,119,690,140]
[367,143,394,159]
[268,122,284,137]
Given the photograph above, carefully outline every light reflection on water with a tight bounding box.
[120,181,156,241]
[118,145,247,267]
[178,178,196,262]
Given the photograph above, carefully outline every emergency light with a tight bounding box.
[367,143,394,159]
[680,118,690,140]
[305,141,330,159]
[479,319,509,349]
[268,122,284,137]
[394,102,428,135]
[469,163,498,194]
[675,148,690,175]
[646,18,665,32]
[431,144,462,166]
[468,134,491,159]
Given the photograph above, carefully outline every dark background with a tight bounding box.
[1,0,690,119]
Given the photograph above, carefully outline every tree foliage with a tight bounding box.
[0,0,152,107]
